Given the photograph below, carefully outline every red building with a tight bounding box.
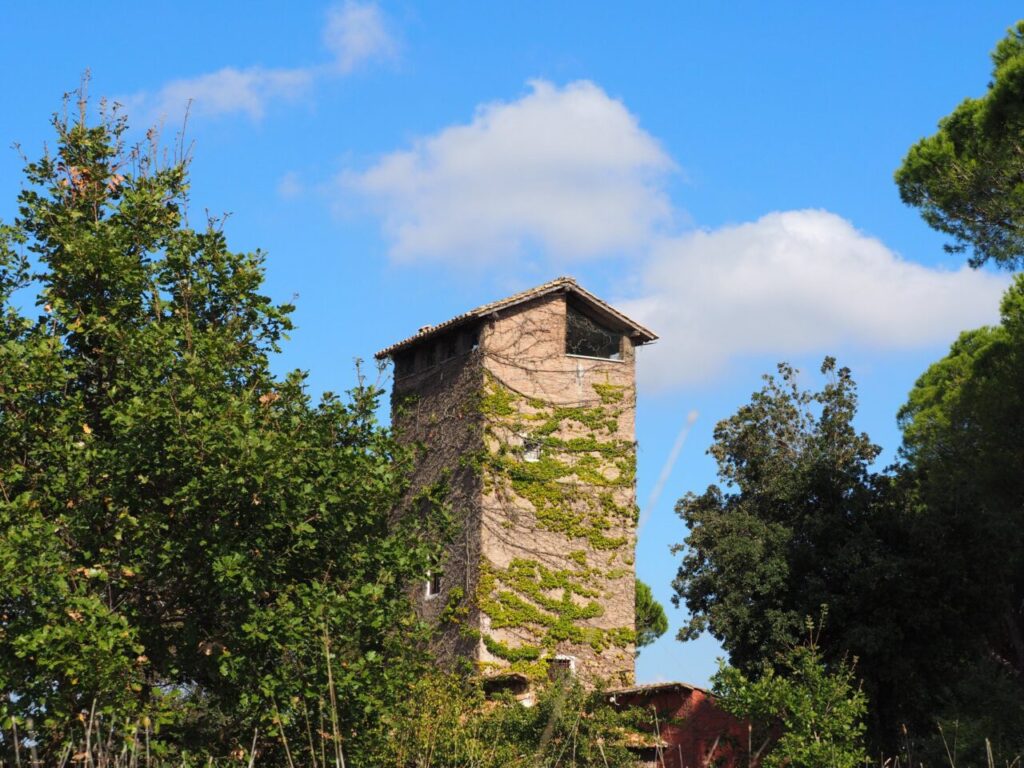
[609,682,751,768]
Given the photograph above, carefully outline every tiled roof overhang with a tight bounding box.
[606,681,707,697]
[374,276,658,360]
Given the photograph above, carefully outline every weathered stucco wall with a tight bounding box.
[476,293,638,685]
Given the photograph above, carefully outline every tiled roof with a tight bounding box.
[375,276,658,359]
[606,680,708,697]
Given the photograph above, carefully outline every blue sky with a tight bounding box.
[1,2,1019,686]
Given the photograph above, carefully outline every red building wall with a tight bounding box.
[611,683,750,768]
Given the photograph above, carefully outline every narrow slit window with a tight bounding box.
[565,304,622,360]
[442,334,458,360]
[425,570,442,598]
[394,351,415,378]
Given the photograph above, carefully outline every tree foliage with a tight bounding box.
[896,20,1024,268]
[0,95,448,762]
[712,633,868,768]
[673,334,1024,756]
[671,358,884,669]
[379,673,645,768]
[634,578,667,651]
[895,276,1024,754]
[633,578,667,652]
[669,357,990,749]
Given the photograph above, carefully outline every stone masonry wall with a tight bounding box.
[391,336,484,667]
[475,292,638,685]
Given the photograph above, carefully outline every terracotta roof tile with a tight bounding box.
[375,276,657,359]
[606,681,708,697]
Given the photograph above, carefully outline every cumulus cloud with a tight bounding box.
[323,0,397,73]
[344,80,675,263]
[134,66,313,122]
[127,2,394,122]
[620,210,1010,389]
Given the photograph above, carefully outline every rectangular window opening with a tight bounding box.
[523,438,542,463]
[442,334,458,360]
[462,327,480,353]
[565,303,623,360]
[548,655,576,681]
[394,351,415,378]
[426,570,442,599]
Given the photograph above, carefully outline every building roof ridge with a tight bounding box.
[375,276,657,359]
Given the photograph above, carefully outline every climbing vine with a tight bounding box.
[475,370,637,677]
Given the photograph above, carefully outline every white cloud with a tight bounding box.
[323,1,397,73]
[277,171,304,199]
[127,2,394,123]
[344,80,676,263]
[135,66,313,122]
[620,210,1010,389]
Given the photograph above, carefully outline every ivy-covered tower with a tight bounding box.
[376,277,657,686]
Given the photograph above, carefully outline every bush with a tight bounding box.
[712,632,868,768]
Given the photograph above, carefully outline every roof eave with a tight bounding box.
[374,277,657,359]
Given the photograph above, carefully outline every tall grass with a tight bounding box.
[3,689,1022,767]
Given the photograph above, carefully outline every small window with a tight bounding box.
[566,303,622,360]
[523,439,542,463]
[462,327,480,353]
[425,571,442,599]
[548,655,576,681]
[394,351,415,378]
[482,674,531,700]
[441,334,458,361]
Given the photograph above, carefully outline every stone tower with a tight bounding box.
[376,277,657,686]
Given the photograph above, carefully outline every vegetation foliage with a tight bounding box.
[712,631,868,768]
[379,673,646,768]
[896,21,1024,268]
[672,339,1024,759]
[474,373,639,677]
[0,94,450,763]
[633,579,667,652]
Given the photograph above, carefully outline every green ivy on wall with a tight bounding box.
[473,372,637,676]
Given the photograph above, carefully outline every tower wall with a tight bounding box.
[390,337,484,666]
[476,293,637,685]
[388,287,642,686]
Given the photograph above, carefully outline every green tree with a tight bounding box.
[671,358,883,669]
[895,276,1024,756]
[0,94,448,762]
[634,578,667,652]
[895,21,1024,268]
[669,358,960,748]
[712,632,868,768]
